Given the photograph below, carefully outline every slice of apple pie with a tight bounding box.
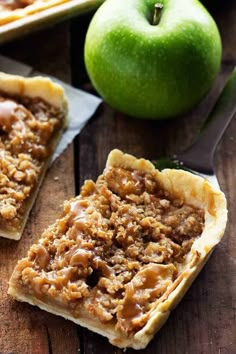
[8,150,227,349]
[0,72,68,240]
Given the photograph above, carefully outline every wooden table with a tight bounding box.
[0,2,235,353]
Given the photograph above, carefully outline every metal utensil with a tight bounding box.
[155,67,236,190]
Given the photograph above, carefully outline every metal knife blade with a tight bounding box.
[155,67,236,190]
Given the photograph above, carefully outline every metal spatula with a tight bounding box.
[155,67,236,190]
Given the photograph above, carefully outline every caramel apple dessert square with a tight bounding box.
[0,72,68,240]
[0,0,71,25]
[8,150,227,349]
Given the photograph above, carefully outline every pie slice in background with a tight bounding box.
[0,72,68,240]
[0,0,71,25]
[8,149,227,349]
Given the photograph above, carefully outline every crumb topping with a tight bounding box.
[0,94,64,232]
[13,166,204,334]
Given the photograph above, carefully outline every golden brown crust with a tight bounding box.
[0,72,68,123]
[0,72,68,240]
[8,149,227,348]
[0,0,71,25]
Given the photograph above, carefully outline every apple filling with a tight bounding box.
[0,94,64,233]
[10,166,204,334]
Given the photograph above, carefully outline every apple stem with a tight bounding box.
[153,3,163,26]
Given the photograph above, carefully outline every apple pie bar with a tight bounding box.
[8,150,227,349]
[0,72,68,240]
[0,0,71,25]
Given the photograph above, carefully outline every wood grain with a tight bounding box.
[0,2,236,354]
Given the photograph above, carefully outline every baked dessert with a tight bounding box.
[0,72,68,240]
[0,0,71,25]
[8,149,227,349]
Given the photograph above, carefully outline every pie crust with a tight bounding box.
[0,0,71,25]
[8,149,227,349]
[0,72,68,240]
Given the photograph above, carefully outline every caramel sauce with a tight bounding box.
[12,166,204,334]
[31,244,50,269]
[105,167,145,197]
[117,264,176,332]
[0,99,18,128]
[70,199,88,215]
[69,199,89,226]
[69,248,92,267]
[32,267,76,296]
[92,257,114,278]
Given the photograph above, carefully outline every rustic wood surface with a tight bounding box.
[0,1,236,353]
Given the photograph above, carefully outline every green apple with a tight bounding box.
[84,0,222,119]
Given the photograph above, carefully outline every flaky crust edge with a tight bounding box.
[0,72,68,124]
[106,149,228,348]
[0,72,69,240]
[8,149,227,349]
